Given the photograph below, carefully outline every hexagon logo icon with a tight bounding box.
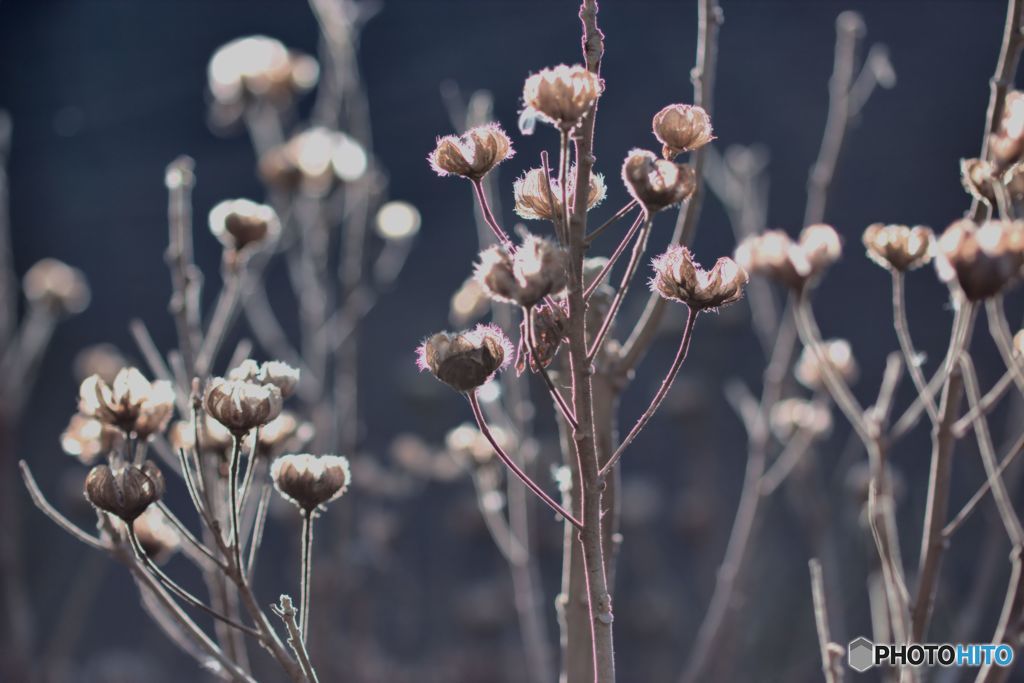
[848,637,874,673]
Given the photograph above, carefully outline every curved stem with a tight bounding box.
[891,271,939,423]
[468,392,583,530]
[471,179,511,246]
[599,307,698,478]
[525,307,578,429]
[229,437,244,572]
[585,201,638,245]
[583,213,645,301]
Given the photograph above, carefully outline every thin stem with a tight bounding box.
[944,426,1024,538]
[196,268,243,377]
[155,501,225,570]
[164,156,201,380]
[583,213,645,301]
[127,528,261,639]
[954,367,1015,437]
[599,308,699,478]
[272,595,319,683]
[584,201,638,245]
[246,481,272,581]
[559,129,572,245]
[469,392,583,529]
[471,179,512,246]
[809,558,844,683]
[525,307,578,428]
[586,217,652,361]
[891,271,939,423]
[299,512,315,643]
[19,461,107,552]
[229,437,244,571]
[970,0,1024,222]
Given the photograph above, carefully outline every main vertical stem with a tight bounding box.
[563,3,614,682]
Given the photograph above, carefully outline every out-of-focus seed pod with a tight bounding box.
[428,123,513,181]
[271,453,350,513]
[61,414,123,465]
[416,324,513,393]
[522,64,602,131]
[770,398,833,441]
[734,224,842,290]
[208,199,280,254]
[650,245,747,310]
[795,339,858,391]
[204,378,283,436]
[862,224,934,272]
[259,127,368,195]
[22,258,90,316]
[961,158,1000,206]
[73,344,125,384]
[934,219,1024,300]
[84,461,165,522]
[652,104,714,159]
[445,422,511,468]
[132,508,181,564]
[621,149,695,214]
[207,36,318,106]
[78,368,175,438]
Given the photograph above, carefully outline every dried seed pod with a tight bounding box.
[61,414,123,465]
[271,453,350,513]
[168,414,235,458]
[207,36,318,106]
[621,149,696,214]
[795,339,858,391]
[416,324,513,392]
[961,158,1000,205]
[259,127,368,195]
[428,123,513,181]
[734,224,842,290]
[650,246,747,310]
[78,368,176,438]
[84,461,165,522]
[204,378,283,436]
[209,199,281,253]
[513,166,606,223]
[446,422,511,467]
[474,234,568,308]
[228,359,300,399]
[22,258,90,316]
[132,508,181,564]
[449,277,490,327]
[522,64,602,130]
[652,104,714,159]
[862,224,934,272]
[246,411,311,458]
[990,90,1024,173]
[934,219,1024,300]
[770,398,833,441]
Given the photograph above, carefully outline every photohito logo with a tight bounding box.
[847,637,1014,672]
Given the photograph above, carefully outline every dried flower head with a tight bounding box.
[23,258,90,316]
[209,199,280,254]
[168,414,234,457]
[862,224,934,272]
[61,414,123,465]
[795,339,858,391]
[79,368,175,438]
[428,123,513,181]
[228,359,300,399]
[650,246,748,310]
[513,166,606,222]
[770,398,833,441]
[522,64,602,130]
[961,158,1000,205]
[990,90,1024,172]
[84,461,165,522]
[935,219,1024,300]
[652,104,714,159]
[207,36,318,105]
[132,507,181,564]
[474,235,568,308]
[734,224,842,290]
[271,453,350,513]
[259,127,368,195]
[204,378,283,436]
[416,324,513,392]
[621,149,696,213]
